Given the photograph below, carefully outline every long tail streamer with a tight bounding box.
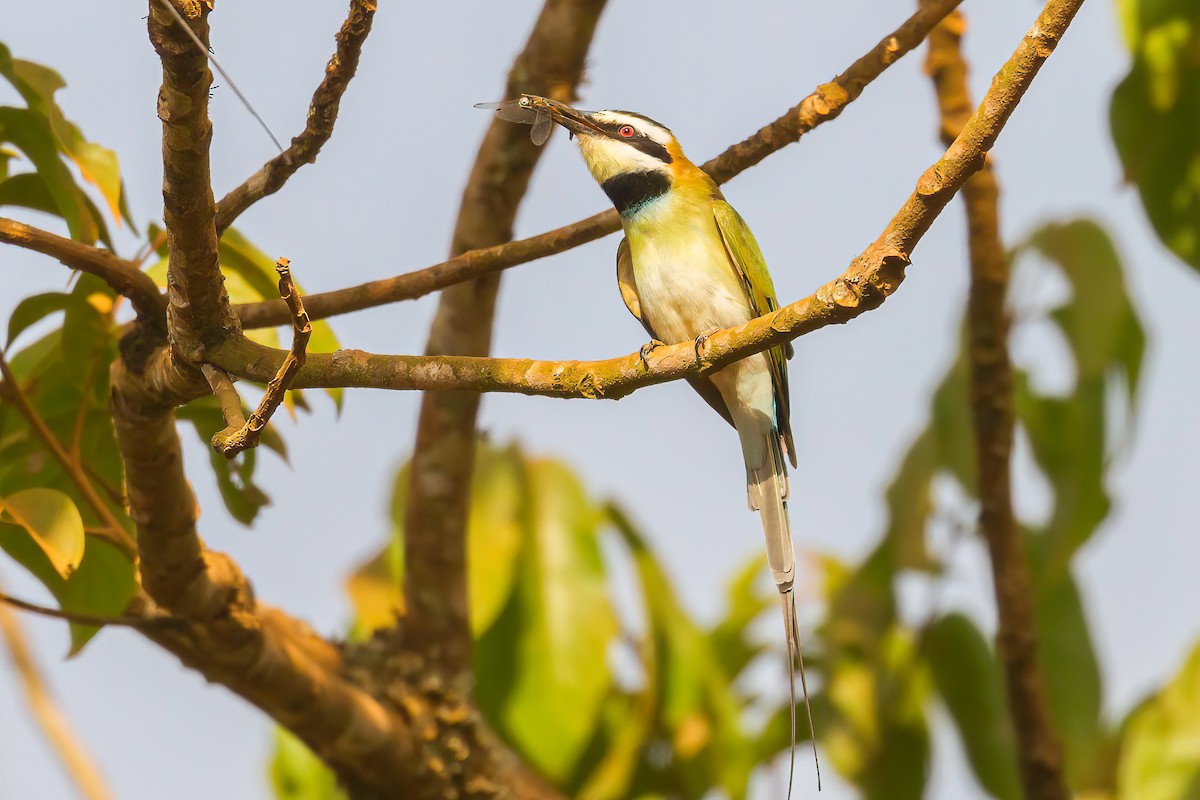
[782,587,820,796]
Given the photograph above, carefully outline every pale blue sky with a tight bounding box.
[2,1,1198,798]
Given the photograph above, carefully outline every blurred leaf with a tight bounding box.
[0,43,124,222]
[495,458,617,782]
[467,446,526,635]
[824,625,931,800]
[605,506,754,799]
[0,106,94,241]
[708,555,771,680]
[269,727,347,800]
[1110,0,1200,272]
[924,613,1020,800]
[5,291,69,350]
[0,532,133,654]
[1024,220,1145,400]
[1025,536,1107,790]
[0,487,85,579]
[1118,638,1200,799]
[345,538,404,636]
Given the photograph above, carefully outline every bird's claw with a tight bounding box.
[693,327,720,361]
[639,339,665,369]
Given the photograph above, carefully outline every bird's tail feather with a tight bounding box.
[747,432,819,795]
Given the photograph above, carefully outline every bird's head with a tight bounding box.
[515,95,698,216]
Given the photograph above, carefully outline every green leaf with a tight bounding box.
[924,614,1020,800]
[0,488,85,579]
[1110,0,1200,273]
[269,727,347,800]
[1024,220,1145,398]
[493,458,617,782]
[708,554,771,680]
[467,446,526,635]
[5,291,69,350]
[1029,550,1106,789]
[0,44,124,222]
[606,506,754,799]
[1118,638,1200,799]
[0,106,94,241]
[0,532,134,654]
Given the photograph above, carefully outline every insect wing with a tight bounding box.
[530,109,553,146]
[474,100,539,125]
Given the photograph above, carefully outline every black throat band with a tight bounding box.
[601,171,670,216]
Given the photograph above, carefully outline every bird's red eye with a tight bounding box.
[618,125,636,138]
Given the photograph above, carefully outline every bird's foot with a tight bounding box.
[693,327,721,361]
[639,339,665,370]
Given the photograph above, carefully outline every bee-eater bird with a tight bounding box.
[480,94,818,792]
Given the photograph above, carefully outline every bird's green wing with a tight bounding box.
[616,237,735,428]
[711,202,797,467]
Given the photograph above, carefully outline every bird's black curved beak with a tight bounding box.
[525,95,605,137]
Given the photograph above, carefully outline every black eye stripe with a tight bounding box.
[595,120,673,163]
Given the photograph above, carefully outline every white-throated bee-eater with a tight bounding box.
[480,94,818,793]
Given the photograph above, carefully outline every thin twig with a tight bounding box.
[200,362,247,434]
[215,0,377,232]
[234,0,965,330]
[0,217,166,323]
[0,591,156,630]
[925,9,1070,799]
[212,259,309,457]
[214,0,1088,402]
[0,590,114,800]
[0,355,136,559]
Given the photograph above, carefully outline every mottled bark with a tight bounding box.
[926,9,1071,800]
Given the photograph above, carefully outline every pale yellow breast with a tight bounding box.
[624,194,751,345]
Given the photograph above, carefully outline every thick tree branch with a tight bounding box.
[149,0,237,360]
[234,0,964,330]
[215,0,1084,404]
[401,0,608,688]
[0,217,166,323]
[926,10,1071,800]
[0,594,113,800]
[215,0,377,232]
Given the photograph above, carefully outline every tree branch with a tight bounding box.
[149,0,237,360]
[400,0,609,687]
[0,217,166,323]
[214,0,377,232]
[234,0,964,330]
[925,9,1071,800]
[215,0,1085,404]
[211,259,310,457]
[0,593,113,800]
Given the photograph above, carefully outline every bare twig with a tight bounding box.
[212,259,310,457]
[0,355,136,559]
[400,0,609,688]
[925,9,1070,800]
[215,0,377,232]
[148,0,237,360]
[0,592,113,800]
[234,0,965,330]
[0,591,158,629]
[200,363,247,431]
[0,217,166,323]
[215,0,1087,403]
